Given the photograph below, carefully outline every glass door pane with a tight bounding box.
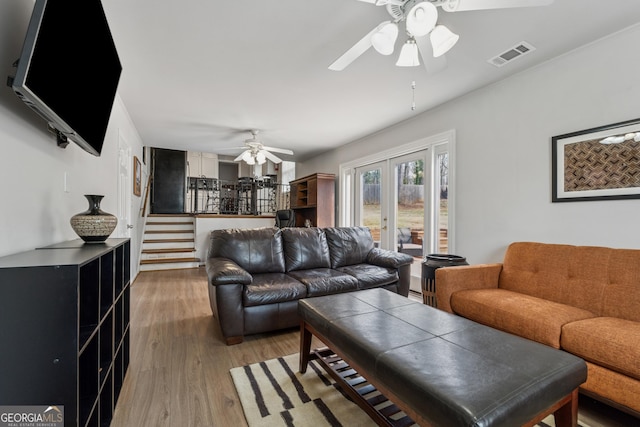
[391,151,428,294]
[436,151,449,253]
[355,162,388,249]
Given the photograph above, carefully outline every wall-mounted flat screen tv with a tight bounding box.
[12,0,122,156]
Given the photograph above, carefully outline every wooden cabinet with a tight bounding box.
[290,173,335,227]
[0,238,131,427]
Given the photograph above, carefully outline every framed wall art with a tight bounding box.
[551,118,640,202]
[133,155,142,197]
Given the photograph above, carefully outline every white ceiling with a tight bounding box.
[102,0,640,161]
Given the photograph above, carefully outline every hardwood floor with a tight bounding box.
[110,267,322,427]
[111,267,637,427]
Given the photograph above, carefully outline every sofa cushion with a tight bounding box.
[287,268,358,297]
[601,250,640,322]
[282,227,331,272]
[209,227,285,274]
[451,288,596,348]
[337,264,398,290]
[499,242,640,317]
[561,317,640,381]
[243,273,307,307]
[324,227,374,268]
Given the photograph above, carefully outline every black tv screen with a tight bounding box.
[12,0,122,156]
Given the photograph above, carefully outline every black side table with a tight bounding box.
[421,254,468,307]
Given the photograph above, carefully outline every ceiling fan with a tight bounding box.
[233,130,294,165]
[329,0,554,73]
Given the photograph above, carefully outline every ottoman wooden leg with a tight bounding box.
[553,389,579,427]
[299,320,312,373]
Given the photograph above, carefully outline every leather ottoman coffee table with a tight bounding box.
[298,288,587,427]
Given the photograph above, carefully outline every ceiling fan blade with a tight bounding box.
[234,150,249,162]
[442,0,554,12]
[261,150,283,164]
[357,0,405,5]
[328,24,380,71]
[218,146,248,151]
[415,35,447,75]
[262,146,294,155]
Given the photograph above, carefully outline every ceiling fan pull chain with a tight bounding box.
[411,80,416,111]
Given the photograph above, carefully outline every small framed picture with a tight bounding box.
[551,118,640,202]
[133,156,142,197]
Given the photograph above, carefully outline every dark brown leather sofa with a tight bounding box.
[206,226,414,345]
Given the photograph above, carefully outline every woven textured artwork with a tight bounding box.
[564,139,640,192]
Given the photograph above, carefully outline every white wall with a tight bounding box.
[194,216,276,263]
[301,24,640,264]
[0,2,145,277]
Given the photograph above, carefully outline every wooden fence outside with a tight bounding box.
[364,184,424,205]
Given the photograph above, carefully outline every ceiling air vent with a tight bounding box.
[488,41,536,68]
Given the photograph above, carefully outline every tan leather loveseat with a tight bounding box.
[436,241,640,416]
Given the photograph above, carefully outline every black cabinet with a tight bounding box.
[0,239,130,427]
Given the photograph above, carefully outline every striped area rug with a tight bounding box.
[230,353,590,427]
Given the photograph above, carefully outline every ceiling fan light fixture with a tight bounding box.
[430,24,459,57]
[396,38,420,67]
[371,22,398,55]
[406,1,438,37]
[256,151,266,165]
[240,151,252,162]
[240,151,256,165]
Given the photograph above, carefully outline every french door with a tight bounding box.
[354,150,430,293]
[342,131,454,296]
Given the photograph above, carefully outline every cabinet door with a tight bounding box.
[201,152,219,178]
[187,152,202,177]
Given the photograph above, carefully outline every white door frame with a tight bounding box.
[339,129,456,254]
[116,131,132,238]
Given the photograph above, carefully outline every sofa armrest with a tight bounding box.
[366,247,414,268]
[206,257,253,286]
[435,263,503,313]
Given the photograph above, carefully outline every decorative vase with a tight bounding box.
[70,195,118,243]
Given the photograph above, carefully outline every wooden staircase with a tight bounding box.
[140,214,200,271]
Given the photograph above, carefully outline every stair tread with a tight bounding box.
[143,238,194,243]
[147,221,193,225]
[142,248,195,254]
[145,230,194,234]
[140,257,200,265]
